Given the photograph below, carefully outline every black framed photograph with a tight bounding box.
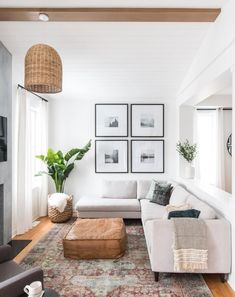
[95,104,128,137]
[131,140,164,173]
[131,104,164,137]
[95,140,128,173]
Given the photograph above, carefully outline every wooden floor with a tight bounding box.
[13,217,235,297]
[13,217,54,264]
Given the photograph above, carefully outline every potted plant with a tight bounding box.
[36,140,91,222]
[176,139,197,179]
[36,140,91,193]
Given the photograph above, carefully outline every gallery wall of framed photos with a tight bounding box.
[95,103,165,173]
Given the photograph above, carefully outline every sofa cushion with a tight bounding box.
[168,209,200,219]
[150,183,173,206]
[102,180,137,199]
[163,203,192,219]
[76,197,140,212]
[169,185,191,205]
[187,195,217,219]
[146,179,168,199]
[166,203,192,213]
[140,199,166,224]
[137,180,151,199]
[0,261,24,282]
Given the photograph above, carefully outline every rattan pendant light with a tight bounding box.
[25,44,62,93]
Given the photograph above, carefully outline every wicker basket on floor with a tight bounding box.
[48,195,73,223]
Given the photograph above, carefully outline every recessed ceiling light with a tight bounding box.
[39,13,49,22]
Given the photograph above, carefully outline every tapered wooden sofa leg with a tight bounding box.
[154,272,159,282]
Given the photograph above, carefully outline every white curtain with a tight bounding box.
[215,108,225,190]
[14,88,48,235]
[195,108,225,190]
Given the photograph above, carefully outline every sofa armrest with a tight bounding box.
[0,267,43,297]
[0,245,13,264]
[144,218,231,273]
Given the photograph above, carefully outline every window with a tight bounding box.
[196,110,217,186]
[30,98,42,189]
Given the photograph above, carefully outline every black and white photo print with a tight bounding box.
[131,140,164,173]
[95,140,128,173]
[104,149,119,163]
[131,104,164,137]
[95,104,128,137]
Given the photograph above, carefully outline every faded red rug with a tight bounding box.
[20,219,213,297]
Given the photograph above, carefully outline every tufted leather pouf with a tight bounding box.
[63,218,127,259]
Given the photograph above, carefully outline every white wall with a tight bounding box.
[197,94,232,108]
[177,0,235,288]
[48,98,177,205]
[178,0,235,105]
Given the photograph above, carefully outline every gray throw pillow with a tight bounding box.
[168,209,201,219]
[146,179,167,199]
[150,183,173,206]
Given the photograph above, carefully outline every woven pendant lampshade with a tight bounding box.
[25,44,62,93]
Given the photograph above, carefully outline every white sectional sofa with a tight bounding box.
[76,179,231,281]
[76,180,141,218]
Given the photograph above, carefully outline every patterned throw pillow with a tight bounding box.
[146,179,167,199]
[150,183,173,206]
[168,209,201,219]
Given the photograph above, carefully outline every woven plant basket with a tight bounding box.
[48,195,73,223]
[25,43,62,93]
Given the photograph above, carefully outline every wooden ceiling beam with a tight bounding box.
[0,8,221,22]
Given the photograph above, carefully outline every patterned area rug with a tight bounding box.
[20,219,213,297]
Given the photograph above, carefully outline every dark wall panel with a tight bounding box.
[0,41,12,245]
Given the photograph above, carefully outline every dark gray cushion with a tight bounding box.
[0,267,43,297]
[150,183,172,206]
[0,245,44,297]
[168,209,201,219]
[0,261,24,282]
[0,245,13,264]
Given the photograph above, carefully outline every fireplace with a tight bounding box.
[0,184,3,245]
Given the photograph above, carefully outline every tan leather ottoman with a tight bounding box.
[63,218,127,259]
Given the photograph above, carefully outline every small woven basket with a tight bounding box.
[48,195,73,223]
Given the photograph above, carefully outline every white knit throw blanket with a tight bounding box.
[48,193,69,213]
[172,218,208,272]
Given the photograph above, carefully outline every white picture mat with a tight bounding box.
[131,105,164,136]
[96,141,128,172]
[96,105,128,136]
[131,140,164,172]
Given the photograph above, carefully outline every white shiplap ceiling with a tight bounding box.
[0,22,213,100]
[0,0,228,100]
[0,0,227,8]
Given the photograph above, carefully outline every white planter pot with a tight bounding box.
[184,164,195,179]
